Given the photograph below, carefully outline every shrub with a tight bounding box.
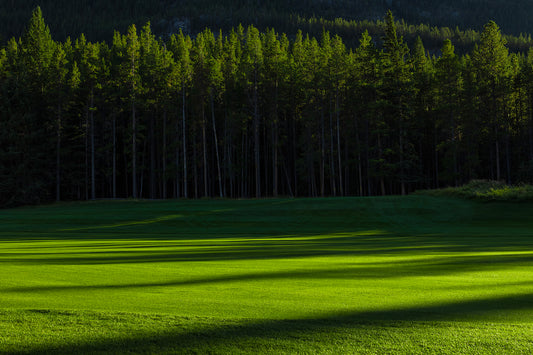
[415,180,533,201]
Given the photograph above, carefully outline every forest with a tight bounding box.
[4,0,533,43]
[2,8,533,206]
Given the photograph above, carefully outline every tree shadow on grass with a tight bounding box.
[2,195,532,243]
[0,232,389,265]
[2,196,533,268]
[4,251,533,294]
[9,292,533,355]
[2,231,533,266]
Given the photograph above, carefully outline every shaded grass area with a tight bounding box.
[2,309,532,354]
[1,196,533,353]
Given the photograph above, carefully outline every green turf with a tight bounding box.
[1,196,533,354]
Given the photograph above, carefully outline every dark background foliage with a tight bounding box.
[2,1,533,43]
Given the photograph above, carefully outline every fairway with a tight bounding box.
[1,196,533,354]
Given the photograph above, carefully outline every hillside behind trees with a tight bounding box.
[3,9,533,206]
[2,1,533,46]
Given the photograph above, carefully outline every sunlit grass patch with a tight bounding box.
[1,196,533,353]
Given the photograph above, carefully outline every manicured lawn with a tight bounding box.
[1,196,533,354]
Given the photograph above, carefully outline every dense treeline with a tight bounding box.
[292,16,533,55]
[3,8,533,206]
[3,1,533,51]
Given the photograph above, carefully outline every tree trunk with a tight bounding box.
[283,159,294,197]
[211,94,223,198]
[320,109,325,197]
[139,138,147,198]
[306,126,316,197]
[241,133,245,197]
[336,91,343,196]
[85,103,89,200]
[223,110,228,198]
[182,86,188,198]
[451,112,458,187]
[132,96,137,198]
[292,114,298,196]
[226,111,233,198]
[378,133,386,196]
[329,107,336,196]
[272,120,279,197]
[202,106,208,197]
[162,111,167,199]
[365,118,372,196]
[253,74,261,198]
[174,112,181,198]
[529,111,533,161]
[112,115,116,198]
[354,114,363,196]
[399,110,406,196]
[506,133,511,184]
[495,139,501,181]
[123,141,129,197]
[150,114,156,199]
[434,119,439,189]
[193,127,198,199]
[90,89,95,200]
[273,81,279,197]
[56,104,61,202]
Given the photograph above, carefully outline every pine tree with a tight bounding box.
[18,7,55,204]
[139,22,175,198]
[168,30,192,198]
[221,28,243,197]
[191,30,213,197]
[380,10,413,195]
[330,35,347,196]
[472,21,510,180]
[74,34,101,199]
[21,7,53,81]
[262,28,288,197]
[49,41,69,201]
[435,39,463,186]
[208,33,225,198]
[410,36,435,189]
[242,25,263,197]
[111,25,142,198]
[351,30,379,196]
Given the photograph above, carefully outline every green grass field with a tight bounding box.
[1,196,533,354]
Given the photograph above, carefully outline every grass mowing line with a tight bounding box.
[1,196,533,353]
[58,214,185,231]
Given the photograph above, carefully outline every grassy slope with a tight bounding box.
[1,196,533,354]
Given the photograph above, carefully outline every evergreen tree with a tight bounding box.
[111,25,141,197]
[168,30,192,198]
[262,28,288,197]
[17,7,55,204]
[49,41,69,201]
[207,33,225,198]
[350,30,379,196]
[435,39,463,186]
[73,34,101,199]
[242,25,263,197]
[471,21,510,180]
[8,9,533,206]
[410,36,435,189]
[139,22,175,198]
[380,10,413,195]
